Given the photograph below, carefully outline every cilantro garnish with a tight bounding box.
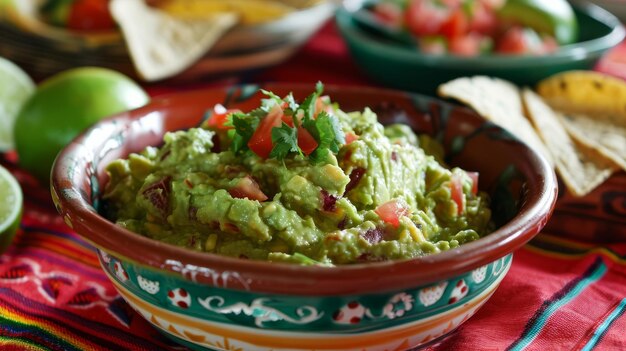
[226,82,346,163]
[270,122,302,160]
[228,112,259,154]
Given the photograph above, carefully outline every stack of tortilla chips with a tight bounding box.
[438,71,626,197]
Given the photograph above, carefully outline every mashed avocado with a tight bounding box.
[102,88,492,265]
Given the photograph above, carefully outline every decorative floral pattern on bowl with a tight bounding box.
[101,251,511,350]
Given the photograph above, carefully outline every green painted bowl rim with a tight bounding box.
[336,1,626,69]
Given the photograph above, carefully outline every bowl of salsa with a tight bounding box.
[336,0,625,93]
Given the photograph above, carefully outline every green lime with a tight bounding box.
[0,164,22,253]
[14,67,149,184]
[0,56,35,151]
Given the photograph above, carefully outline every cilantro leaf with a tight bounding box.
[315,81,324,95]
[270,123,301,160]
[282,93,299,114]
[306,111,345,163]
[230,112,259,154]
[260,89,283,102]
[299,81,325,123]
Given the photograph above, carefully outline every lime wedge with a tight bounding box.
[0,57,35,151]
[0,165,22,253]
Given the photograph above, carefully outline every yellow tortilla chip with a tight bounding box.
[110,0,238,81]
[536,70,626,123]
[156,0,296,25]
[438,76,554,167]
[559,113,626,173]
[522,89,617,197]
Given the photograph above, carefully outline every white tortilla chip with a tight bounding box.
[438,76,554,167]
[110,0,238,81]
[559,113,626,173]
[522,89,617,197]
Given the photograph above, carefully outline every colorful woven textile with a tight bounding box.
[2,23,626,351]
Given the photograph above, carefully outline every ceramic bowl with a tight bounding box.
[336,1,626,94]
[51,84,558,351]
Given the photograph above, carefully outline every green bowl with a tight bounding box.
[336,2,626,94]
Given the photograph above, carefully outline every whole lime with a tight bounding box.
[14,67,149,183]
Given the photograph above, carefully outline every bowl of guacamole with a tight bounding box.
[101,84,493,265]
[51,84,557,351]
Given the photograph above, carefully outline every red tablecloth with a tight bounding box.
[2,22,626,351]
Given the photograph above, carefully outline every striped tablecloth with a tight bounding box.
[2,22,626,351]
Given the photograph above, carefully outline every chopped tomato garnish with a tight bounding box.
[345,132,359,145]
[496,27,529,54]
[248,105,283,159]
[314,96,334,117]
[207,104,239,130]
[67,0,115,31]
[228,176,268,202]
[449,173,465,215]
[375,200,411,228]
[466,171,479,195]
[298,127,318,155]
[468,2,498,35]
[440,10,468,39]
[405,0,448,37]
[281,114,295,127]
[449,34,483,56]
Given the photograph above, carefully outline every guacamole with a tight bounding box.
[102,88,492,265]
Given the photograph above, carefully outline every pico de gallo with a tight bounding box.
[369,0,578,56]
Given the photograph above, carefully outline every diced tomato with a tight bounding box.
[345,132,359,145]
[405,0,449,37]
[297,127,318,155]
[539,36,558,55]
[228,176,268,202]
[375,200,411,228]
[281,114,295,127]
[67,0,115,31]
[440,10,468,39]
[373,2,404,29]
[207,104,239,130]
[449,34,482,56]
[248,105,283,159]
[449,173,465,215]
[479,0,506,10]
[466,171,479,195]
[468,2,498,35]
[439,0,463,7]
[314,96,334,117]
[277,113,318,155]
[496,27,529,54]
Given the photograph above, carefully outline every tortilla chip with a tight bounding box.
[438,76,554,167]
[559,113,626,173]
[156,0,296,25]
[522,89,617,197]
[536,70,626,124]
[110,0,238,81]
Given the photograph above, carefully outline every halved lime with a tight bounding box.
[0,56,35,151]
[0,165,22,253]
